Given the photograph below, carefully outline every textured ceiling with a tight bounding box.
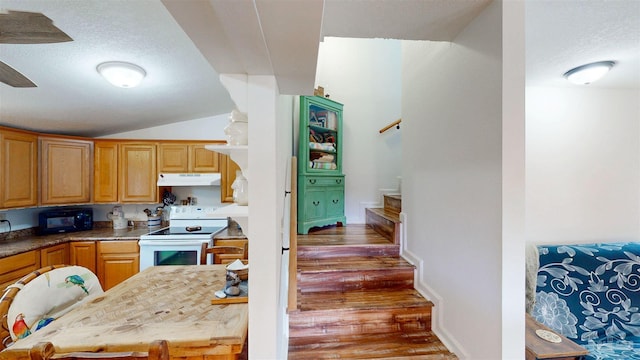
[526,0,640,89]
[0,0,637,137]
[0,0,235,137]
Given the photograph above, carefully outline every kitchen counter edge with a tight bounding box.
[0,228,152,259]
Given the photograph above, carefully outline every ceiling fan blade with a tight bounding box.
[0,10,73,44]
[0,61,36,87]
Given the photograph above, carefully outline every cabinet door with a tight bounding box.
[1,129,38,208]
[40,243,69,267]
[326,187,345,218]
[93,141,119,203]
[303,189,326,221]
[119,143,157,203]
[97,241,139,291]
[40,137,92,205]
[190,145,219,172]
[158,143,189,173]
[299,96,343,176]
[70,241,97,274]
[0,251,40,291]
[220,154,240,203]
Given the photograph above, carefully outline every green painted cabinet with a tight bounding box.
[297,96,346,234]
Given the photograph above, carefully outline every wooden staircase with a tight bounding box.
[288,195,457,359]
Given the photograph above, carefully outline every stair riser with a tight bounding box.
[298,269,415,293]
[297,245,400,259]
[383,194,402,214]
[289,307,432,338]
[365,210,400,244]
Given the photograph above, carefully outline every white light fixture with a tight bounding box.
[563,61,615,85]
[97,61,146,88]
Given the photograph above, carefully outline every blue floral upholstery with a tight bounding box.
[533,242,640,360]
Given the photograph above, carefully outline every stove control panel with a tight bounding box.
[169,205,221,220]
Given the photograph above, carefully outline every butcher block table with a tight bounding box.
[0,265,248,360]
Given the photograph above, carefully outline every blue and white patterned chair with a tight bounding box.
[532,242,640,360]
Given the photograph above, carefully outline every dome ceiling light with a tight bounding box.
[563,61,615,85]
[97,61,146,88]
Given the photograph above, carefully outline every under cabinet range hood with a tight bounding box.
[157,173,221,187]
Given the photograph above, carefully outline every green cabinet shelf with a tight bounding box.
[297,96,346,234]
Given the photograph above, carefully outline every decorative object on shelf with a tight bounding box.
[224,109,248,145]
[297,95,345,234]
[231,170,248,206]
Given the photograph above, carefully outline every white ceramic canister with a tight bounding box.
[147,215,162,227]
[231,170,248,206]
[224,109,248,145]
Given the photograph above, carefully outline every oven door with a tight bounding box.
[138,239,211,271]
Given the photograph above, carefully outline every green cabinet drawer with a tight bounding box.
[305,176,344,187]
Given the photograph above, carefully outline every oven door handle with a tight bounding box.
[139,239,209,246]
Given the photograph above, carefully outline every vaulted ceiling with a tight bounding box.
[0,0,637,137]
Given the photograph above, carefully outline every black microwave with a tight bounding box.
[38,208,93,235]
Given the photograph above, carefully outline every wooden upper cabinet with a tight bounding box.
[158,143,219,173]
[0,129,38,208]
[119,143,157,203]
[93,141,119,203]
[158,143,189,172]
[40,137,92,205]
[191,144,219,172]
[220,154,240,203]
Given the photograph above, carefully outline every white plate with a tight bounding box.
[536,329,562,343]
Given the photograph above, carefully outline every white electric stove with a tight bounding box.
[138,206,227,271]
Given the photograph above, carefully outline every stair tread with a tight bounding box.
[289,331,457,360]
[298,256,414,272]
[297,288,432,312]
[367,207,401,222]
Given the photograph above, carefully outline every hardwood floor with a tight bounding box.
[289,224,457,359]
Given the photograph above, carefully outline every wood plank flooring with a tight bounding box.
[289,224,457,359]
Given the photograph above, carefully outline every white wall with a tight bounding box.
[101,114,229,140]
[526,87,640,244]
[315,38,402,223]
[401,1,509,359]
[240,76,292,359]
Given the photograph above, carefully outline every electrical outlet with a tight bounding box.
[0,213,6,221]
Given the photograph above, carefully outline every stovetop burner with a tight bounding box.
[146,226,225,236]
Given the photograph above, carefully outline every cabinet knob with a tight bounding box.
[309,179,316,184]
[313,201,320,206]
[336,179,342,184]
[332,199,339,204]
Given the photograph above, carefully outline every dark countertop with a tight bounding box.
[0,225,246,259]
[0,227,152,259]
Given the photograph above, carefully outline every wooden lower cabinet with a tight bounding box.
[97,241,139,291]
[0,251,40,291]
[69,241,97,274]
[40,243,69,267]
